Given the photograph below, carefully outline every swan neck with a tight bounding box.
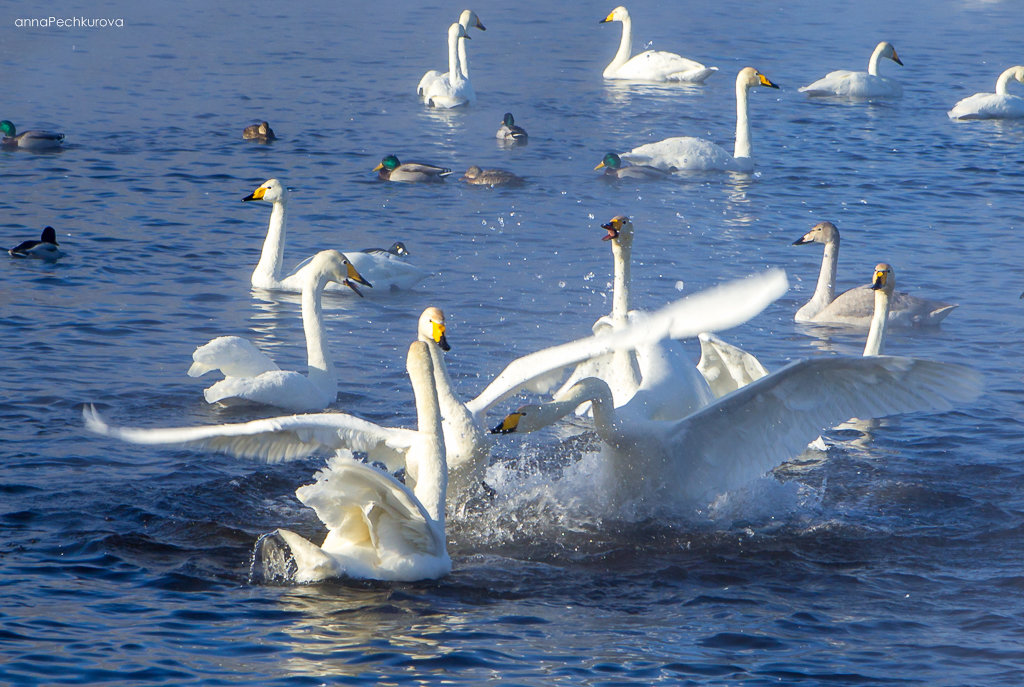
[447,30,461,87]
[604,15,633,77]
[734,77,752,160]
[301,274,333,381]
[863,287,891,356]
[570,378,616,440]
[995,67,1017,95]
[457,34,470,78]
[254,201,286,285]
[409,356,447,523]
[423,339,471,425]
[868,43,884,76]
[542,377,614,430]
[812,234,839,309]
[611,240,632,323]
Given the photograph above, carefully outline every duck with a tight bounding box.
[496,112,528,143]
[599,6,716,83]
[420,23,474,108]
[242,121,276,142]
[793,221,956,327]
[461,165,525,186]
[8,226,62,260]
[188,250,370,412]
[360,241,411,259]
[86,340,452,583]
[948,66,1024,120]
[374,155,453,182]
[244,178,430,292]
[418,10,485,99]
[595,152,670,179]
[620,67,779,173]
[799,41,903,98]
[0,120,65,150]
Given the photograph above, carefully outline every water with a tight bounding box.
[3,0,1024,683]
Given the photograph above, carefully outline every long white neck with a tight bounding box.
[408,347,447,523]
[995,67,1019,95]
[867,43,885,76]
[863,287,891,356]
[734,78,753,160]
[447,29,461,87]
[522,377,615,433]
[300,271,335,387]
[253,200,286,286]
[610,236,640,396]
[810,233,839,312]
[457,36,470,78]
[604,15,633,77]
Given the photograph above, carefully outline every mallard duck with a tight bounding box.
[243,121,276,142]
[375,155,452,182]
[8,226,62,259]
[0,120,64,150]
[461,165,525,186]
[496,112,528,142]
[595,152,670,179]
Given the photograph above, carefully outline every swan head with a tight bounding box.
[595,152,623,171]
[243,178,287,204]
[374,155,401,173]
[601,215,634,246]
[870,263,894,295]
[309,249,372,296]
[600,6,629,24]
[738,67,779,91]
[418,307,451,352]
[792,220,838,246]
[877,41,903,66]
[0,120,15,137]
[459,9,485,31]
[448,22,471,43]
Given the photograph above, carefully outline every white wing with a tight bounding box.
[670,356,983,500]
[697,332,769,398]
[83,405,417,472]
[188,336,279,378]
[465,269,788,417]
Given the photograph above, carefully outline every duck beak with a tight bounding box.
[242,186,267,202]
[594,161,607,170]
[601,221,620,241]
[373,163,384,172]
[433,322,450,352]
[490,412,523,434]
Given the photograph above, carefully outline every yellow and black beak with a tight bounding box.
[343,263,372,297]
[600,11,614,23]
[758,72,780,89]
[871,268,888,290]
[433,321,450,352]
[892,50,903,66]
[475,18,486,31]
[490,412,523,434]
[594,160,607,170]
[601,218,622,241]
[792,233,812,246]
[242,185,267,202]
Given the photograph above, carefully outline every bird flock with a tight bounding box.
[7,6,995,583]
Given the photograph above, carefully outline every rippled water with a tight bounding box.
[4,0,1024,684]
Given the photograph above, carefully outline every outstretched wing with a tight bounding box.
[696,332,769,398]
[188,336,279,378]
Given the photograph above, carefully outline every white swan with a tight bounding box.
[189,250,370,412]
[621,67,779,173]
[493,353,981,508]
[793,221,956,327]
[245,179,430,292]
[87,341,451,583]
[420,23,474,109]
[599,6,716,83]
[8,226,62,260]
[695,332,769,398]
[948,66,1024,120]
[417,10,485,97]
[799,41,903,98]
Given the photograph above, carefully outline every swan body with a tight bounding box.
[245,178,429,291]
[461,166,525,186]
[374,155,453,183]
[496,112,528,142]
[793,221,956,327]
[243,121,276,142]
[621,67,778,173]
[799,41,903,98]
[189,250,370,412]
[86,341,452,583]
[948,66,1024,120]
[0,120,64,150]
[418,10,485,97]
[599,6,716,83]
[595,152,670,179]
[420,23,474,108]
[8,226,61,260]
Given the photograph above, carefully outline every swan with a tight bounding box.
[461,166,525,186]
[417,10,485,97]
[188,250,370,412]
[242,121,276,142]
[595,152,670,179]
[245,178,430,292]
[8,226,61,260]
[695,332,768,398]
[420,23,474,109]
[496,112,528,143]
[492,352,981,508]
[948,66,1024,120]
[793,221,956,327]
[86,341,451,583]
[374,155,453,182]
[799,41,903,98]
[599,6,717,83]
[620,67,779,173]
[0,120,64,150]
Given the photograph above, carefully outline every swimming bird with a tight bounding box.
[418,10,485,98]
[188,250,370,412]
[8,226,62,260]
[0,120,65,150]
[799,41,903,98]
[374,155,453,182]
[496,112,528,143]
[461,165,525,186]
[360,241,411,259]
[620,67,779,172]
[245,178,430,292]
[599,5,716,83]
[86,340,452,583]
[595,152,670,179]
[948,66,1024,120]
[243,121,276,142]
[793,221,956,327]
[420,23,474,108]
